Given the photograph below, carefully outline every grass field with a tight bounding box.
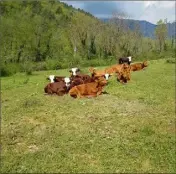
[1,59,175,173]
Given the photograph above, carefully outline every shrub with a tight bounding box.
[34,62,47,71]
[0,63,21,77]
[45,59,62,70]
[166,58,175,64]
[20,61,34,75]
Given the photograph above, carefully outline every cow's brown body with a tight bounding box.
[44,81,68,96]
[117,63,131,84]
[69,77,107,98]
[130,61,148,71]
[89,67,106,77]
[53,76,65,82]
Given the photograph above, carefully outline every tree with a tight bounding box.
[155,19,168,52]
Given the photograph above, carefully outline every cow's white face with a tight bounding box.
[128,56,132,62]
[71,68,78,76]
[49,75,55,83]
[64,77,71,87]
[104,73,110,80]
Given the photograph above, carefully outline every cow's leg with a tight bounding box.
[96,90,102,96]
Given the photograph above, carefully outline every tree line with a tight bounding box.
[0,0,175,76]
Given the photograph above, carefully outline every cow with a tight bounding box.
[71,74,92,83]
[105,64,126,75]
[89,67,111,80]
[46,75,71,87]
[69,67,81,76]
[116,63,131,84]
[130,61,148,71]
[118,56,132,65]
[44,81,69,96]
[69,76,108,98]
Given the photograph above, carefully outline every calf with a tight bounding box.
[69,76,107,98]
[44,81,68,96]
[130,61,148,71]
[118,56,132,65]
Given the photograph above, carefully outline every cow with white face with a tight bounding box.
[47,75,71,88]
[104,73,111,80]
[47,75,55,83]
[64,77,71,88]
[69,67,80,77]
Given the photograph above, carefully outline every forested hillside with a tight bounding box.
[0,0,175,76]
[101,18,176,39]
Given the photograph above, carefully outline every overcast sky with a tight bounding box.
[61,1,175,24]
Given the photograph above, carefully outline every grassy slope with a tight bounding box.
[1,59,175,173]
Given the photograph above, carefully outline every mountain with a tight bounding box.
[100,18,175,39]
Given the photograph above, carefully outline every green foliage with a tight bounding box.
[166,58,175,64]
[155,19,168,52]
[1,63,21,77]
[20,61,34,75]
[0,1,175,77]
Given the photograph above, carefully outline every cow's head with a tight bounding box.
[64,77,71,88]
[69,67,80,76]
[104,73,111,80]
[128,56,132,62]
[47,75,55,83]
[143,61,148,67]
[94,76,108,86]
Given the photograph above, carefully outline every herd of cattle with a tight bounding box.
[44,57,148,98]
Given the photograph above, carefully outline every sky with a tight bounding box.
[61,1,175,24]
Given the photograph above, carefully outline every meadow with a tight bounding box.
[1,59,175,173]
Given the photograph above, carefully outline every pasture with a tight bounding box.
[1,59,175,173]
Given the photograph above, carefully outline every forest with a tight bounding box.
[0,0,175,76]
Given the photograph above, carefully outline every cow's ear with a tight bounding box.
[77,68,80,72]
[69,70,72,72]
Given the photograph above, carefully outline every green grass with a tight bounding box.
[1,59,175,173]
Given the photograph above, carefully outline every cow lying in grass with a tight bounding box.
[45,74,103,96]
[47,75,71,87]
[117,63,131,84]
[105,63,128,75]
[44,81,69,96]
[69,76,108,98]
[130,61,148,71]
[89,67,111,80]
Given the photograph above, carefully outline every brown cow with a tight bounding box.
[71,74,92,83]
[105,64,125,74]
[117,63,131,84]
[69,76,108,98]
[44,81,68,96]
[89,67,111,80]
[130,61,148,71]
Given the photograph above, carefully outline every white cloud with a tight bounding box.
[62,1,175,24]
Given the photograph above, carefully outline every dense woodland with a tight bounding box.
[0,0,175,76]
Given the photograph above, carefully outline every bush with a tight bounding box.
[166,58,175,64]
[0,63,21,77]
[45,59,63,70]
[34,62,47,71]
[20,61,34,75]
